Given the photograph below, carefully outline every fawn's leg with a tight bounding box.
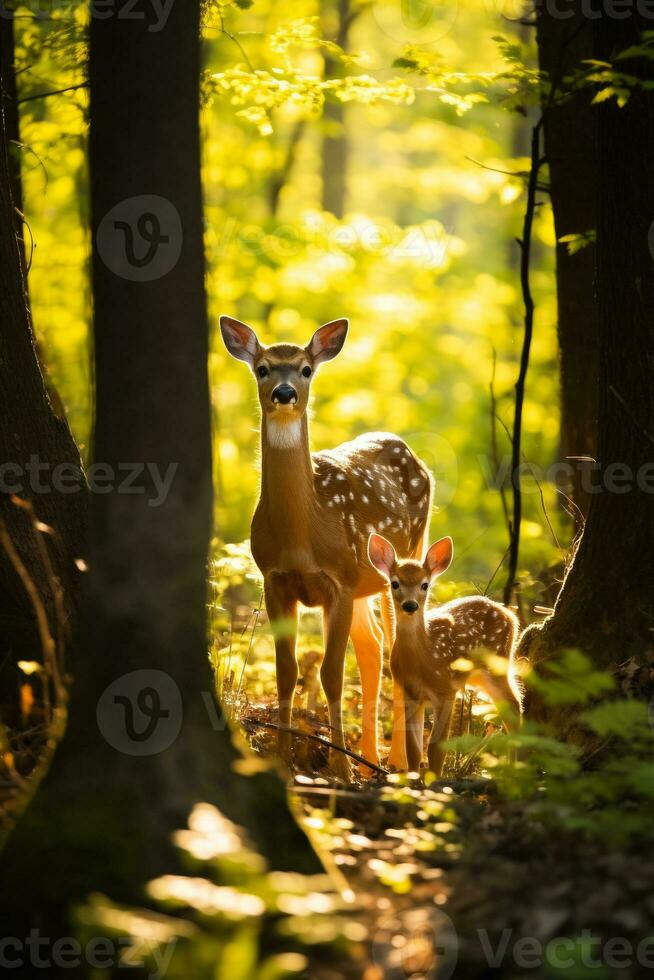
[427,698,455,776]
[264,577,298,764]
[405,696,424,772]
[321,589,355,780]
[380,587,407,770]
[350,598,382,768]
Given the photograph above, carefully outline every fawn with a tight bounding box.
[220,315,432,778]
[368,532,522,774]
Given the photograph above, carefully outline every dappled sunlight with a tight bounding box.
[4,0,653,977]
[18,0,565,584]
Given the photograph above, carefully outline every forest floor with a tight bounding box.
[2,676,654,978]
[238,693,654,980]
[2,578,654,980]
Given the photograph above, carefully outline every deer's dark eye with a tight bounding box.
[257,366,269,379]
[302,366,312,378]
[421,582,429,591]
[391,580,400,590]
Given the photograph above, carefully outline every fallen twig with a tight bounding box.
[245,718,388,775]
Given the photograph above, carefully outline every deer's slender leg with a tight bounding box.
[264,577,298,764]
[350,597,382,767]
[388,681,408,770]
[380,587,407,769]
[404,696,424,772]
[321,589,354,780]
[427,697,455,776]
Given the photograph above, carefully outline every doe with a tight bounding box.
[368,533,522,775]
[220,316,432,778]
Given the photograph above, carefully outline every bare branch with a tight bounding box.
[18,82,88,105]
[504,116,544,608]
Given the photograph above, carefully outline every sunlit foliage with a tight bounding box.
[77,802,352,979]
[15,0,568,609]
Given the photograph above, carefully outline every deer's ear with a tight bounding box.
[307,318,349,367]
[368,533,397,579]
[424,537,453,579]
[220,315,261,368]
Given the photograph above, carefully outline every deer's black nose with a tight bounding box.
[272,384,297,406]
[402,600,419,614]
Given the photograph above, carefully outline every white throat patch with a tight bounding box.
[266,417,302,450]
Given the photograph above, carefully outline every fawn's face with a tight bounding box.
[219,316,348,424]
[368,534,453,619]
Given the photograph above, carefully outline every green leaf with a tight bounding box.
[592,86,615,104]
[558,230,596,255]
[392,57,420,70]
[626,761,654,798]
[581,699,651,741]
[527,649,614,706]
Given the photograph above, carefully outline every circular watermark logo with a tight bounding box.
[96,194,182,282]
[371,0,459,45]
[404,431,459,511]
[97,669,183,756]
[358,432,458,534]
[372,905,459,979]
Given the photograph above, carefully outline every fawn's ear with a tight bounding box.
[307,318,349,367]
[424,536,453,579]
[368,533,397,579]
[220,315,261,368]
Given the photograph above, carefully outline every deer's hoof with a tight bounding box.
[357,748,380,778]
[277,729,294,767]
[386,751,408,772]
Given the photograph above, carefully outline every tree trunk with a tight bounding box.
[321,0,352,217]
[0,11,24,264]
[0,19,87,721]
[1,10,68,419]
[520,15,654,678]
[0,0,320,944]
[537,14,598,524]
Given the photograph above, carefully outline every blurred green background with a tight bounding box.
[15,0,566,600]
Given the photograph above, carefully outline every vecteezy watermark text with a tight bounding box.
[534,0,654,19]
[0,0,175,33]
[0,457,177,508]
[479,454,654,496]
[0,930,176,977]
[479,928,654,971]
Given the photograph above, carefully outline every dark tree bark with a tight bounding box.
[321,0,353,217]
[536,12,598,524]
[1,10,68,419]
[0,10,24,261]
[520,15,654,678]
[0,0,320,945]
[0,18,87,720]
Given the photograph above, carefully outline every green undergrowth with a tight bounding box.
[76,610,654,978]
